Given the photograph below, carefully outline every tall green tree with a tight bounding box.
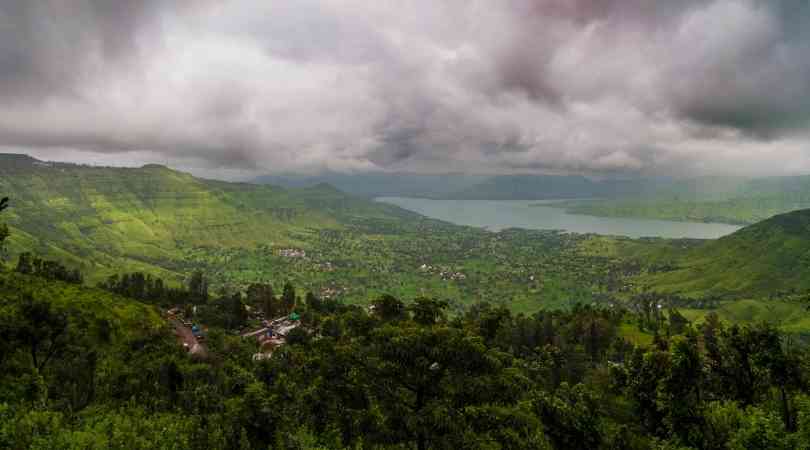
[281,282,296,313]
[366,325,537,449]
[0,197,9,252]
[229,292,248,329]
[661,332,704,446]
[370,294,406,322]
[16,296,69,372]
[187,270,209,304]
[409,297,448,326]
[246,283,276,318]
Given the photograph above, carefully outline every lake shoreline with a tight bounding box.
[376,197,742,239]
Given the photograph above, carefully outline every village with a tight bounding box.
[181,223,643,316]
[167,304,302,361]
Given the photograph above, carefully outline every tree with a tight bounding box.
[661,332,704,446]
[188,271,209,304]
[409,297,448,326]
[366,325,535,449]
[15,252,33,274]
[667,308,689,335]
[281,282,296,313]
[626,347,670,436]
[370,294,406,321]
[304,291,323,313]
[533,383,603,449]
[0,224,7,252]
[229,292,248,329]
[246,283,276,317]
[711,325,765,406]
[757,329,803,432]
[285,327,310,346]
[0,197,9,252]
[16,296,69,372]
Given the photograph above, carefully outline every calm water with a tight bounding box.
[377,197,742,239]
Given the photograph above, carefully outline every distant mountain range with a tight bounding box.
[564,175,810,225]
[255,170,810,198]
[254,170,810,225]
[253,172,666,200]
[252,172,488,198]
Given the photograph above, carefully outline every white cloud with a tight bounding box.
[0,0,809,177]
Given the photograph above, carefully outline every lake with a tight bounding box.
[376,197,742,239]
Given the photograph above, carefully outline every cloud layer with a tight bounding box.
[1,0,810,176]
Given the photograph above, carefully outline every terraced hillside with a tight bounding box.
[0,154,417,283]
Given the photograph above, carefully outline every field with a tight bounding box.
[185,218,629,314]
[3,155,810,331]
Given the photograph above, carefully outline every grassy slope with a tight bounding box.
[0,270,165,342]
[639,209,810,297]
[564,196,810,225]
[562,175,810,225]
[679,299,810,335]
[0,155,626,313]
[0,155,416,283]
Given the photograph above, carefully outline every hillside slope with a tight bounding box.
[0,154,417,282]
[444,174,654,200]
[642,208,810,297]
[564,175,810,225]
[0,269,165,342]
[253,171,487,198]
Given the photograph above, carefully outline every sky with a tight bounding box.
[1,0,810,178]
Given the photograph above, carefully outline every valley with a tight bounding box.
[3,154,810,449]
[3,154,809,326]
[4,2,810,447]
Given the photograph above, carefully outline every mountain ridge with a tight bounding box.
[641,208,810,297]
[0,154,417,283]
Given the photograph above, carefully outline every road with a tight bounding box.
[170,318,207,358]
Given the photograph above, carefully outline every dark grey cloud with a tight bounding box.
[1,0,810,176]
[0,0,166,102]
[664,0,810,136]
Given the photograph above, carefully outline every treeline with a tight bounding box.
[99,270,207,305]
[0,197,8,251]
[3,196,81,284]
[2,276,809,449]
[1,195,809,448]
[15,252,83,284]
[100,269,301,330]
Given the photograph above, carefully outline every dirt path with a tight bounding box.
[170,318,207,358]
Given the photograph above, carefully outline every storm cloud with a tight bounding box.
[1,0,810,176]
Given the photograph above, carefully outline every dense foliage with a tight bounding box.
[639,209,810,298]
[0,202,806,448]
[0,155,641,313]
[1,270,809,449]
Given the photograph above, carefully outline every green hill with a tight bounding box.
[444,174,657,200]
[253,171,487,198]
[0,269,165,343]
[642,208,810,297]
[0,154,416,283]
[563,175,810,225]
